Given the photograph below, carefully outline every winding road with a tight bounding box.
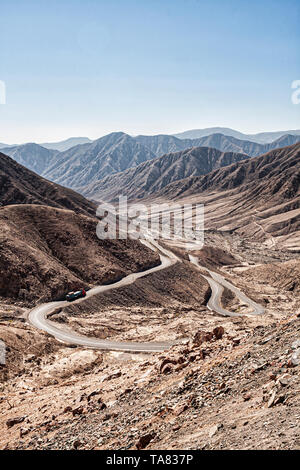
[189,255,264,317]
[28,240,179,352]
[28,238,264,352]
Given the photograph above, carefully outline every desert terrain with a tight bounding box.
[1,0,300,453]
[1,226,300,450]
[0,139,299,451]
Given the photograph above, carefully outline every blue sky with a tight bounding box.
[0,0,299,143]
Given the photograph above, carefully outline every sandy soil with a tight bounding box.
[1,232,300,450]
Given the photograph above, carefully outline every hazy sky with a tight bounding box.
[0,0,299,144]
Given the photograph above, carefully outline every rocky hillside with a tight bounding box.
[160,142,300,200]
[1,236,299,449]
[134,134,188,156]
[81,146,249,202]
[0,204,160,304]
[43,132,156,189]
[4,133,299,193]
[189,133,300,157]
[159,143,300,249]
[0,151,160,304]
[0,151,95,216]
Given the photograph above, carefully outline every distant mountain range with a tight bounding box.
[173,127,300,143]
[1,143,58,175]
[0,137,92,152]
[42,132,156,188]
[41,137,92,151]
[80,146,249,202]
[157,142,300,245]
[0,142,16,149]
[2,131,300,193]
[159,142,300,201]
[135,133,300,158]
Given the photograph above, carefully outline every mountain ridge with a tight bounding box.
[1,143,58,175]
[156,142,300,249]
[173,127,300,143]
[159,142,300,199]
[80,146,249,202]
[43,132,156,189]
[41,137,92,151]
[134,133,300,158]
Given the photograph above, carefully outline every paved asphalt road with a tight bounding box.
[28,240,264,352]
[189,254,264,317]
[28,240,180,352]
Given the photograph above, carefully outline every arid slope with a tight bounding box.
[81,146,248,202]
[0,151,95,216]
[0,204,159,305]
[158,143,300,249]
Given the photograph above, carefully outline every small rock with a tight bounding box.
[173,404,189,416]
[136,432,156,450]
[288,351,300,367]
[6,416,25,428]
[243,393,252,401]
[72,406,84,416]
[193,330,213,346]
[267,390,285,408]
[291,340,300,350]
[20,427,30,437]
[87,389,101,402]
[159,357,183,374]
[267,390,277,408]
[97,399,107,410]
[73,439,82,449]
[276,374,290,387]
[209,423,223,438]
[213,326,225,340]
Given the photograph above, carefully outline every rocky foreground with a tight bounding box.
[1,231,300,450]
[0,312,299,450]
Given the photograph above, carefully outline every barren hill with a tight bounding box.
[135,133,300,158]
[0,204,159,304]
[0,151,95,216]
[43,132,156,189]
[159,143,300,249]
[189,133,300,157]
[0,151,160,304]
[160,142,300,198]
[81,146,249,202]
